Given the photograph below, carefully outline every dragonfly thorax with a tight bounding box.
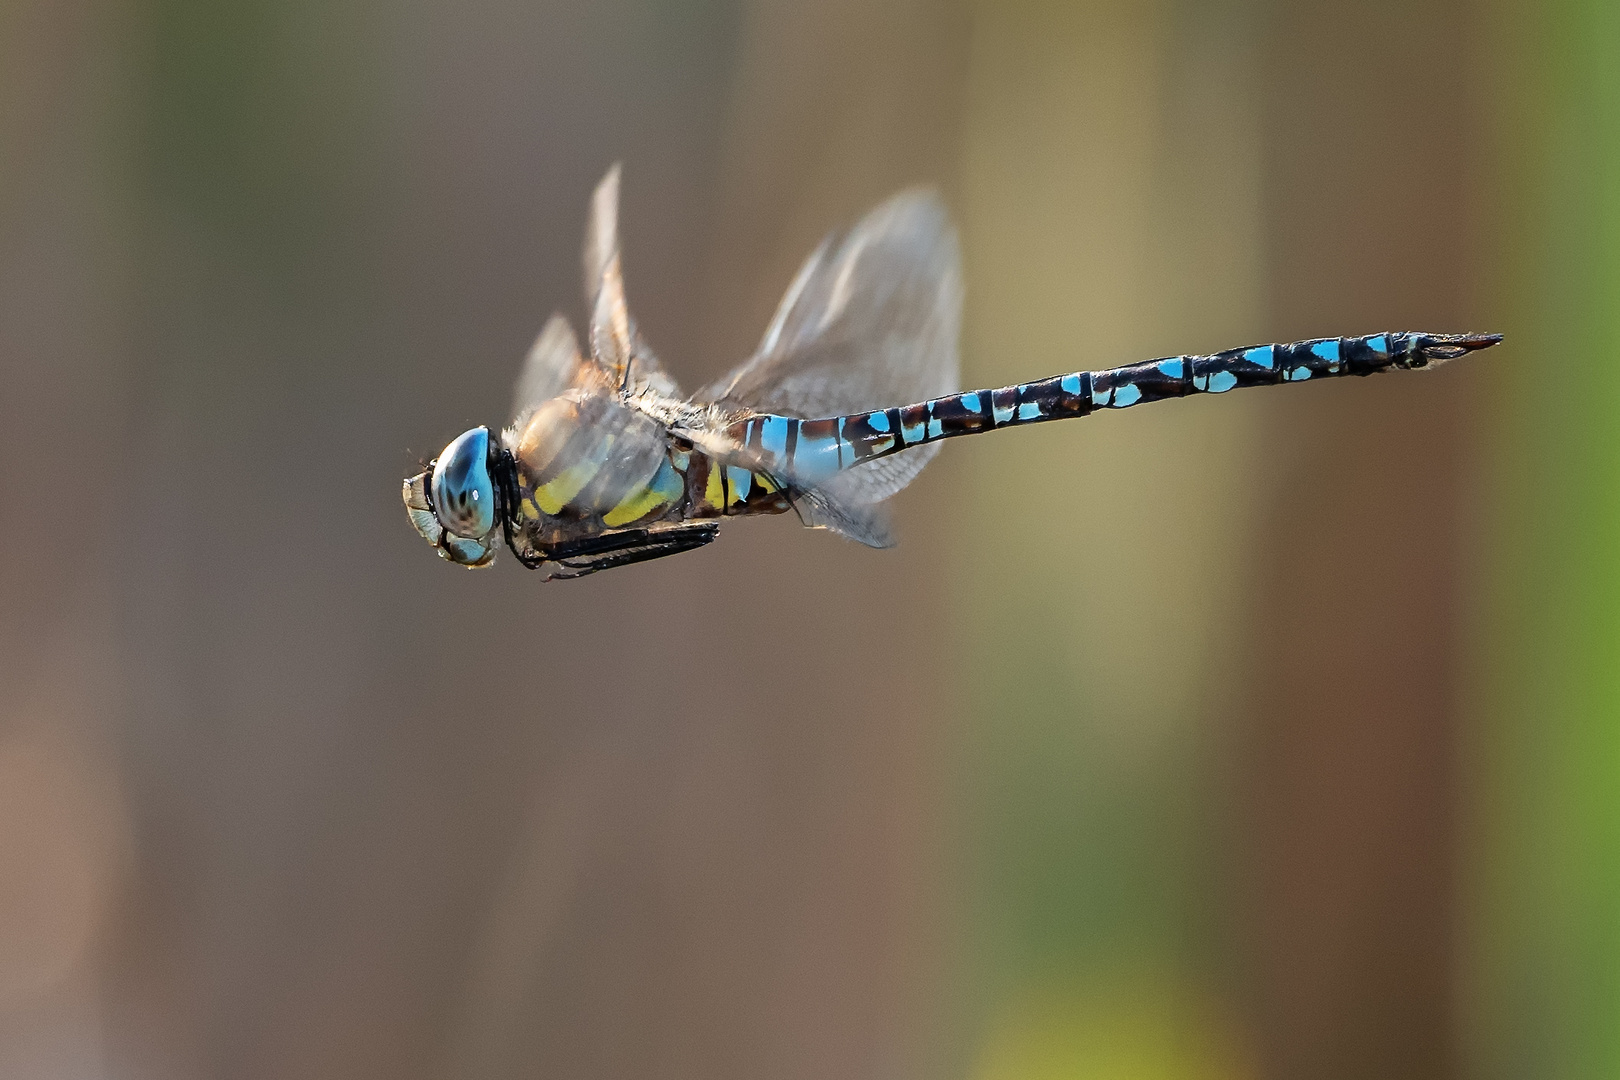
[509,393,682,532]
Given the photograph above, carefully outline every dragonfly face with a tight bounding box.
[402,426,502,568]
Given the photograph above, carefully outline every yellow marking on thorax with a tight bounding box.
[533,454,605,514]
[602,458,684,527]
[513,470,540,521]
[601,488,666,527]
[702,460,725,512]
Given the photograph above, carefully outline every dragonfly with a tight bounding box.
[404,165,1501,580]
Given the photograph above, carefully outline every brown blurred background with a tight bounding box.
[2,0,1612,1077]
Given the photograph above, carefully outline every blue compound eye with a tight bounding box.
[431,427,496,538]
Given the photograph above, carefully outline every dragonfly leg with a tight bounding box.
[548,528,658,559]
[506,524,651,571]
[539,523,720,580]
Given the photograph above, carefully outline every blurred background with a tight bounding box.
[0,0,1611,1076]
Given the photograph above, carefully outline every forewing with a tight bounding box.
[701,190,962,420]
[582,165,620,309]
[698,190,960,517]
[509,314,584,433]
[582,164,679,397]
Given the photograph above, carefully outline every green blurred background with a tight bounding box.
[0,0,1610,1077]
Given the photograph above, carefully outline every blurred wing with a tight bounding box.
[702,189,962,417]
[581,165,619,311]
[699,190,962,511]
[694,190,961,537]
[796,489,895,548]
[582,164,680,397]
[583,164,631,375]
[819,453,927,507]
[509,314,584,432]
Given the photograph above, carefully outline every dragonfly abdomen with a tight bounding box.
[733,332,1500,484]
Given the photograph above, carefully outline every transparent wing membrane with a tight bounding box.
[696,190,964,541]
[702,190,962,419]
[581,165,621,313]
[818,443,942,506]
[795,489,895,549]
[582,165,679,397]
[508,313,585,435]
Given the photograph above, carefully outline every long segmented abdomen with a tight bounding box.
[729,331,1501,483]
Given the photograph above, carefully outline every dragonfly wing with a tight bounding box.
[696,190,961,540]
[797,488,895,548]
[819,448,940,506]
[581,164,619,310]
[583,164,632,377]
[508,313,586,435]
[700,189,960,516]
[582,164,680,397]
[701,189,962,421]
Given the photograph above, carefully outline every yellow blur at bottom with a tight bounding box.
[971,978,1252,1080]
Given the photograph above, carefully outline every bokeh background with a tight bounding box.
[0,0,1611,1077]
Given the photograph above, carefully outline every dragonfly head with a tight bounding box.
[402,426,501,568]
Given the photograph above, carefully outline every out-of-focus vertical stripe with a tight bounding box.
[1247,3,1484,1077]
[699,0,968,376]
[1471,1,1620,1076]
[0,1,132,1076]
[621,4,967,1080]
[953,1,1262,1076]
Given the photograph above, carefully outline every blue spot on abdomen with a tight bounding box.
[727,466,753,502]
[1112,383,1143,407]
[760,416,789,458]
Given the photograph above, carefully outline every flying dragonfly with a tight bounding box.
[404,166,1501,580]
